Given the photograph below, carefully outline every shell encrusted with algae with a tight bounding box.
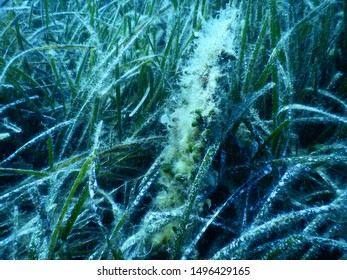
[122,6,243,259]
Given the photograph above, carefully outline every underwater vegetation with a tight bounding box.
[0,0,346,260]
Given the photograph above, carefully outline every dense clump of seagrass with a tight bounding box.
[0,0,346,260]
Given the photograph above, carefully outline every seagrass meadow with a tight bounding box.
[0,0,347,260]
